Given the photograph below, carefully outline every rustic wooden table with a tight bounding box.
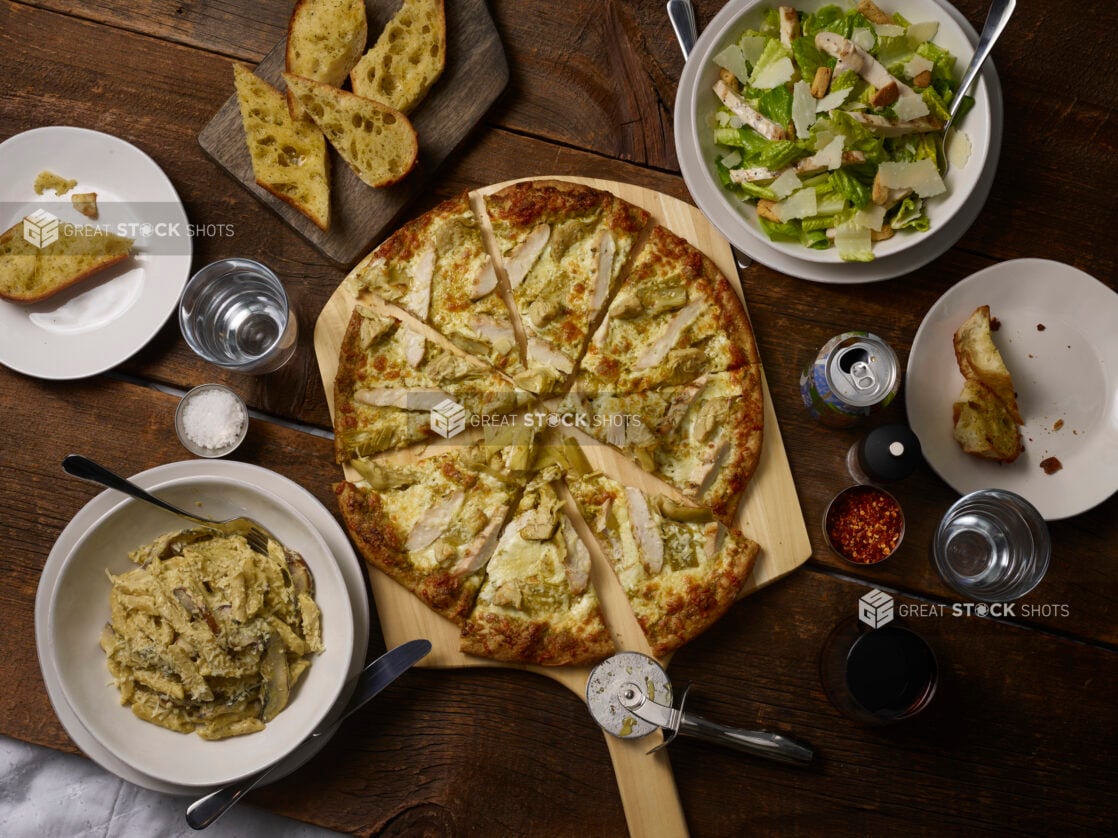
[1,0,1115,835]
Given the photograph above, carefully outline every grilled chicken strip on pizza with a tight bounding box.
[569,472,758,657]
[346,193,522,373]
[482,180,651,395]
[333,306,528,461]
[460,468,615,666]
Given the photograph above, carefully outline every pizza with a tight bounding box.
[560,367,764,523]
[459,468,615,665]
[568,472,758,657]
[345,194,522,374]
[482,180,651,395]
[328,180,767,666]
[333,305,528,462]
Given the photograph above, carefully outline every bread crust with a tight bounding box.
[459,609,614,666]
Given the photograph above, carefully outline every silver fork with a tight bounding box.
[62,454,276,555]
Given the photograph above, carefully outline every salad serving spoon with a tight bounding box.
[937,0,1016,174]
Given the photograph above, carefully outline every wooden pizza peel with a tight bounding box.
[313,177,812,837]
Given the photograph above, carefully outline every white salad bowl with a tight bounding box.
[47,473,354,788]
[676,0,995,270]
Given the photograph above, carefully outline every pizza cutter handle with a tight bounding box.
[676,713,814,766]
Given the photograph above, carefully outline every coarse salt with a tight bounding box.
[181,389,246,450]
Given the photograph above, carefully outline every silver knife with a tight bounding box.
[186,638,433,830]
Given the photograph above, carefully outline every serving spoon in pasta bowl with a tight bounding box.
[62,454,278,555]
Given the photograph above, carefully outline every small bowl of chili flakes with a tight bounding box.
[824,485,905,565]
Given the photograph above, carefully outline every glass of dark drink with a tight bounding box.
[819,618,938,724]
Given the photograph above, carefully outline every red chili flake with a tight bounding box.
[826,486,904,564]
[1037,323,1047,331]
[990,317,1001,331]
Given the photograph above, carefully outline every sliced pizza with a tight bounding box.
[335,444,523,626]
[578,224,759,392]
[460,469,615,666]
[345,193,522,373]
[560,368,764,523]
[568,472,758,657]
[333,305,527,462]
[482,180,651,395]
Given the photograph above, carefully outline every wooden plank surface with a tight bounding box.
[1,0,1117,834]
[198,0,509,265]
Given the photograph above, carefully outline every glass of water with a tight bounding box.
[179,258,298,374]
[932,489,1051,602]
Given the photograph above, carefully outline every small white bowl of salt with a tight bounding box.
[174,383,249,458]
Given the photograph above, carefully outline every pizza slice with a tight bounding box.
[333,305,528,461]
[578,225,759,392]
[335,442,525,625]
[568,472,758,657]
[559,368,764,523]
[482,180,651,395]
[460,468,615,666]
[345,194,521,373]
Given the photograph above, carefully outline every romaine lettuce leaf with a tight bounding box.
[829,169,872,209]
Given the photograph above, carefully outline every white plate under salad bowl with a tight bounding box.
[906,259,1118,520]
[676,0,1001,281]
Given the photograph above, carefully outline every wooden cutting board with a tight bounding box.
[199,0,508,266]
[313,177,812,837]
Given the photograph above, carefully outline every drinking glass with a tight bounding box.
[179,258,298,374]
[932,489,1050,602]
[819,618,938,724]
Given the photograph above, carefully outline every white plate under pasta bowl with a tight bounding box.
[675,0,1001,282]
[44,469,355,788]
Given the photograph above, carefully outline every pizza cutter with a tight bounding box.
[586,652,813,766]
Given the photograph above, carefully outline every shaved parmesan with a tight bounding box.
[904,54,935,79]
[792,80,816,138]
[851,27,876,52]
[720,150,743,168]
[777,187,818,221]
[873,23,905,38]
[893,93,931,121]
[877,159,946,198]
[715,110,731,127]
[713,44,750,85]
[907,21,939,46]
[816,86,852,113]
[739,35,767,67]
[770,169,803,200]
[815,134,846,170]
[834,223,873,262]
[752,56,795,89]
[853,204,887,231]
[947,129,972,169]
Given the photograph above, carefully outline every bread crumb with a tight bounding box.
[1039,456,1062,475]
[72,192,98,219]
[989,316,1001,330]
[1053,419,1064,431]
[1037,323,1046,331]
[34,170,78,196]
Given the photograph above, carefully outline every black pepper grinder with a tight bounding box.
[847,424,923,484]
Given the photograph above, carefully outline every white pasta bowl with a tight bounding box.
[47,473,354,788]
[675,0,995,266]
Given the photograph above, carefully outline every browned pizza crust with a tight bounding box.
[485,179,650,240]
[638,536,759,657]
[459,610,615,666]
[335,480,489,625]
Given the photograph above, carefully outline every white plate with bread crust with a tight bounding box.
[906,259,1118,519]
[0,126,192,380]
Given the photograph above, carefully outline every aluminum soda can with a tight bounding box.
[800,332,900,427]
